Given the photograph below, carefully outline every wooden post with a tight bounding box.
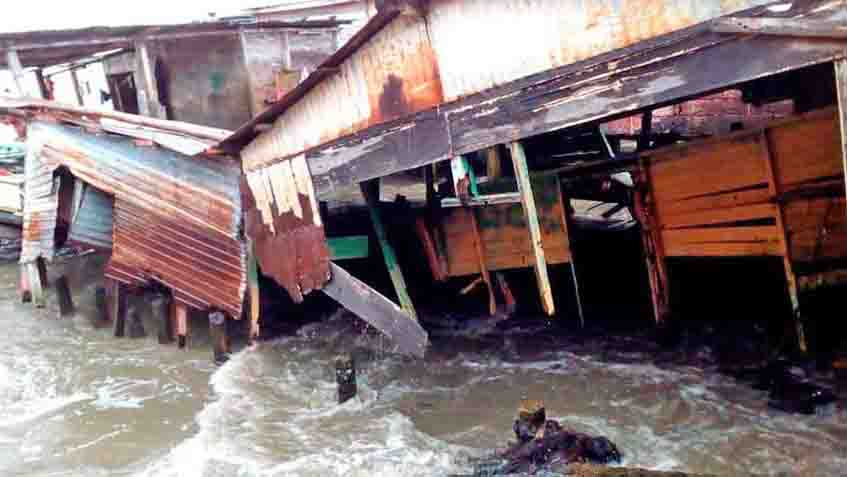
[335,354,357,404]
[509,142,555,316]
[19,265,31,303]
[94,286,108,325]
[360,179,418,321]
[556,180,585,326]
[127,303,146,338]
[34,69,49,100]
[247,241,261,345]
[69,68,85,106]
[495,272,517,315]
[36,257,48,289]
[153,294,173,344]
[109,280,127,337]
[209,310,231,365]
[55,275,74,317]
[486,146,503,179]
[761,131,807,353]
[835,59,847,206]
[173,302,189,349]
[6,49,25,96]
[26,261,46,308]
[634,162,671,324]
[134,40,165,119]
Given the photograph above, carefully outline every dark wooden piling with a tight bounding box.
[94,286,109,325]
[19,265,31,303]
[153,294,173,344]
[109,280,127,338]
[335,354,357,404]
[173,302,189,349]
[55,275,74,317]
[208,310,231,365]
[127,303,146,338]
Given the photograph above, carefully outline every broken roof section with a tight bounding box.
[2,98,246,317]
[0,18,349,69]
[223,0,847,198]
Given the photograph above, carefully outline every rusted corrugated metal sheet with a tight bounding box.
[66,180,113,251]
[231,0,770,170]
[242,155,330,302]
[20,133,59,263]
[24,121,246,317]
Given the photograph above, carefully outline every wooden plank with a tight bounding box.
[769,112,841,192]
[661,203,777,230]
[328,236,369,260]
[762,130,807,353]
[655,187,770,220]
[712,17,847,39]
[664,240,783,257]
[55,275,74,317]
[69,68,85,106]
[661,225,781,247]
[510,141,555,316]
[109,280,127,337]
[5,50,24,96]
[27,262,45,308]
[451,155,479,198]
[174,302,189,349]
[485,147,503,179]
[322,262,428,358]
[361,179,417,321]
[836,59,847,202]
[559,188,584,327]
[247,241,260,345]
[134,41,165,119]
[635,161,671,323]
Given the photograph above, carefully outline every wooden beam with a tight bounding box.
[761,130,808,353]
[486,146,503,179]
[18,265,31,303]
[134,41,165,119]
[26,260,46,308]
[509,142,555,316]
[69,68,85,106]
[712,17,847,39]
[450,155,479,198]
[634,161,671,324]
[360,179,418,321]
[34,68,49,99]
[109,280,127,337]
[55,275,74,317]
[6,50,25,96]
[322,262,428,358]
[836,59,847,203]
[247,241,261,345]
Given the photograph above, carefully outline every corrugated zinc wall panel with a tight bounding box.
[66,181,114,251]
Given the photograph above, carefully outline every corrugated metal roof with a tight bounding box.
[23,121,246,317]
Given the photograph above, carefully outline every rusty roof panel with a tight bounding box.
[241,10,443,172]
[20,135,59,263]
[243,155,330,302]
[23,121,246,317]
[66,180,114,251]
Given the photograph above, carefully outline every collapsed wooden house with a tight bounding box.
[217,0,847,353]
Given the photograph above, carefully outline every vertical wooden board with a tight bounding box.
[834,59,847,202]
[769,111,842,191]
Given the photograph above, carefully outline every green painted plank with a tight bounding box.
[328,236,369,260]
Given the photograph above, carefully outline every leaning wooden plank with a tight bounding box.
[713,17,847,39]
[247,241,260,345]
[322,262,428,358]
[510,141,555,316]
[360,179,417,321]
[836,59,847,202]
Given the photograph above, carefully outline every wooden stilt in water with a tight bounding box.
[634,162,671,324]
[173,303,189,349]
[761,130,807,353]
[495,272,517,315]
[19,265,31,303]
[153,294,173,344]
[36,257,48,289]
[833,58,847,202]
[510,141,555,316]
[556,182,585,327]
[209,310,231,365]
[55,275,74,317]
[335,353,357,404]
[26,261,46,308]
[94,286,108,325]
[127,303,146,338]
[361,179,417,321]
[109,280,127,337]
[247,241,261,346]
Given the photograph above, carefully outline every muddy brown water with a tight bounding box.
[2,260,847,476]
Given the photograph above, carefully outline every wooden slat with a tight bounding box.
[836,59,847,201]
[662,225,781,247]
[654,186,770,220]
[769,111,842,191]
[665,240,783,257]
[661,203,777,230]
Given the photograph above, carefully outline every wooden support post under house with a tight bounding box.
[69,68,85,106]
[556,188,585,327]
[835,59,847,206]
[19,265,31,303]
[335,353,357,404]
[173,302,189,349]
[94,287,109,325]
[415,216,448,281]
[127,303,146,338]
[36,257,48,289]
[247,241,261,345]
[209,310,231,365]
[55,275,74,317]
[26,261,46,308]
[109,280,127,337]
[452,155,496,315]
[5,49,25,96]
[361,179,418,321]
[761,130,807,353]
[509,141,556,316]
[634,161,671,324]
[153,294,173,344]
[34,69,50,100]
[485,146,503,179]
[495,272,517,315]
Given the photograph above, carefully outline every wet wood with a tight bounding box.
[5,50,24,96]
[713,17,847,39]
[469,210,496,315]
[27,261,45,308]
[485,146,503,179]
[460,277,484,295]
[55,275,74,317]
[322,262,428,358]
[69,68,84,106]
[565,464,714,477]
[153,294,173,344]
[634,164,670,324]
[510,141,555,316]
[836,59,847,202]
[127,303,146,339]
[415,216,447,282]
[209,310,231,365]
[19,265,31,303]
[361,179,417,321]
[335,353,357,404]
[94,286,108,325]
[495,272,517,315]
[173,302,189,349]
[109,280,127,338]
[761,130,807,354]
[247,241,260,345]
